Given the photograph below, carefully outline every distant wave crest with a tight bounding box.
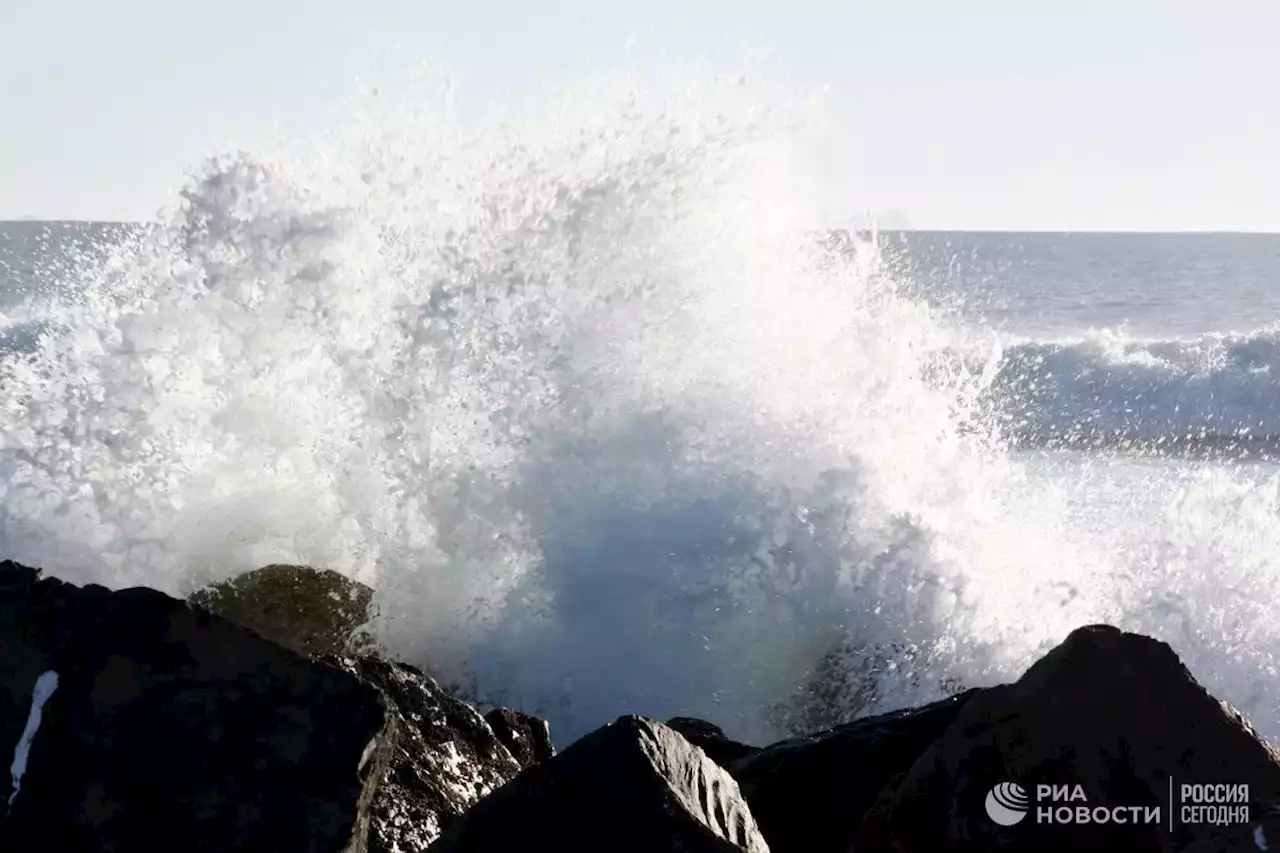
[970,328,1280,459]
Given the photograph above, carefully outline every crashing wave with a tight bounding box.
[970,328,1280,459]
[3,67,1280,747]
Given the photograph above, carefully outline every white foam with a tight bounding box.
[2,63,1280,746]
[8,670,59,808]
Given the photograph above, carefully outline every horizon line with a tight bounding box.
[4,219,1280,237]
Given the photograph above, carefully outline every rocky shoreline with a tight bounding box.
[2,560,1278,852]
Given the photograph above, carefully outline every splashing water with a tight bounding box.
[2,66,1280,745]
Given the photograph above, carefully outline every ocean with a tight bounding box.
[3,77,1280,746]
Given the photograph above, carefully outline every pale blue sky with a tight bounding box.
[2,0,1278,230]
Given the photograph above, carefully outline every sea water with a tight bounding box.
[3,68,1280,746]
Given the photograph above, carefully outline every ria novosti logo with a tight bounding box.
[984,782,1160,826]
[983,779,1254,830]
[985,782,1030,826]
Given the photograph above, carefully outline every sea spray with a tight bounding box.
[2,65,1279,745]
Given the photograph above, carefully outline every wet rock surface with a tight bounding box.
[426,715,771,853]
[324,656,526,853]
[0,561,537,853]
[7,558,1280,853]
[485,707,556,769]
[188,564,375,658]
[729,689,983,853]
[0,560,389,853]
[854,625,1280,852]
[666,716,760,769]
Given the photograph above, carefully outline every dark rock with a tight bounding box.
[0,560,392,853]
[729,688,983,853]
[427,715,771,853]
[188,564,375,658]
[666,716,759,768]
[855,624,1280,852]
[324,656,526,852]
[485,708,556,769]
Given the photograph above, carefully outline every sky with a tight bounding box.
[2,0,1279,231]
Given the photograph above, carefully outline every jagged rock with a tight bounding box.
[427,715,771,853]
[188,564,375,658]
[187,565,547,849]
[485,708,555,769]
[666,717,759,768]
[855,624,1280,852]
[324,656,527,852]
[730,689,982,853]
[0,560,392,853]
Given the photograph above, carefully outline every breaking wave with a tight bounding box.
[967,328,1280,459]
[3,67,1280,745]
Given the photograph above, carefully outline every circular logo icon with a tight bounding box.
[985,782,1030,826]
